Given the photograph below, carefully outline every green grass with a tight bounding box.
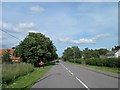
[80,64,119,73]
[66,61,119,73]
[2,63,34,85]
[3,65,52,89]
[0,64,2,90]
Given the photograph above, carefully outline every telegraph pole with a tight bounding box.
[72,48,75,63]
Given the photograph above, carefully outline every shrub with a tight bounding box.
[85,58,120,68]
[69,58,84,64]
[2,51,12,63]
[2,62,34,85]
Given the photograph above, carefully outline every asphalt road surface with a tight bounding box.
[32,60,118,89]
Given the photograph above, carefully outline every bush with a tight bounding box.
[69,58,84,64]
[2,51,12,63]
[2,62,34,85]
[68,57,120,68]
[85,58,120,68]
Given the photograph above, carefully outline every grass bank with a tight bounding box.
[3,65,52,89]
[2,63,34,85]
[80,64,119,73]
[66,61,119,73]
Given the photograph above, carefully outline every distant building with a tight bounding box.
[0,48,20,62]
[105,50,120,58]
[114,49,120,58]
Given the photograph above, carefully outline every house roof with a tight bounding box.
[0,49,7,55]
[106,50,118,56]
[0,49,15,55]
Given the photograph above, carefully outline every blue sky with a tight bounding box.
[1,2,118,57]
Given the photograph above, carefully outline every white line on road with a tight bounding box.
[61,63,73,75]
[61,63,90,90]
[66,68,68,70]
[68,70,74,75]
[76,77,90,90]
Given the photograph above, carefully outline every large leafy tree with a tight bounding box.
[83,48,108,59]
[83,48,100,59]
[97,48,108,55]
[14,32,58,64]
[62,46,82,61]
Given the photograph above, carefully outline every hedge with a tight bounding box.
[69,58,84,64]
[85,58,120,68]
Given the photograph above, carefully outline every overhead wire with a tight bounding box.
[0,29,21,41]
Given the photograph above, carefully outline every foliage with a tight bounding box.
[3,66,52,89]
[62,46,82,61]
[83,48,108,59]
[14,32,58,64]
[112,45,120,51]
[85,57,120,68]
[62,46,119,68]
[2,49,12,63]
[80,64,119,73]
[2,63,34,85]
[97,48,108,55]
[69,58,84,64]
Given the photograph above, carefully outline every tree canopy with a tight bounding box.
[62,46,82,61]
[62,47,109,61]
[83,48,108,59]
[112,45,120,51]
[14,32,58,64]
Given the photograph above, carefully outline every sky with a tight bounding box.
[0,2,118,57]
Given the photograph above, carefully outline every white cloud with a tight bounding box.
[15,22,36,31]
[58,38,96,44]
[0,21,13,30]
[30,6,45,12]
[58,34,109,44]
[0,22,36,32]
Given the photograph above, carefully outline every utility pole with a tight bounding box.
[72,48,75,63]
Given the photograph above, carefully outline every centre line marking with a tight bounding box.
[76,77,90,90]
[68,70,73,75]
[61,63,90,90]
[61,64,73,75]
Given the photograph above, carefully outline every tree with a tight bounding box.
[62,46,82,61]
[83,48,92,59]
[97,48,108,55]
[83,48,100,59]
[14,32,58,65]
[112,45,120,51]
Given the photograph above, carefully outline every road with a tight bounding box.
[31,60,118,89]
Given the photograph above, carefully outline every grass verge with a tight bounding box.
[66,61,119,73]
[80,64,119,73]
[3,65,52,89]
[3,63,34,85]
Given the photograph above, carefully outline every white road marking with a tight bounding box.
[76,77,90,90]
[61,64,73,75]
[65,68,68,70]
[68,70,73,75]
[61,63,90,90]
